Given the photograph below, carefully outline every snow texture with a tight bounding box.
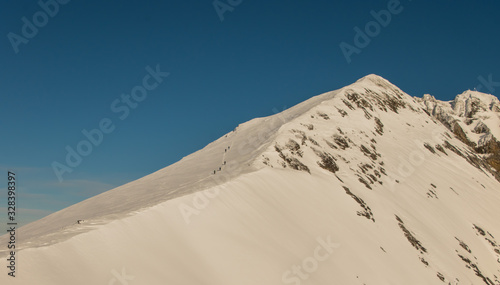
[1,74,500,285]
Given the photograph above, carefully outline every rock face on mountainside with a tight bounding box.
[259,75,500,187]
[417,91,500,181]
[1,75,499,285]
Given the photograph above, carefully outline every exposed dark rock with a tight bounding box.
[343,186,374,222]
[395,215,427,254]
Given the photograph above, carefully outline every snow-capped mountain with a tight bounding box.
[1,75,500,285]
[417,91,500,181]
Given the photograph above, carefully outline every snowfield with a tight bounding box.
[1,75,500,285]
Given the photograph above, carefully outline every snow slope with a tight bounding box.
[1,75,500,285]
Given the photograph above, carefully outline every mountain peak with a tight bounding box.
[2,75,500,285]
[358,73,386,81]
[455,89,500,108]
[417,89,500,180]
[355,74,391,86]
[346,74,406,100]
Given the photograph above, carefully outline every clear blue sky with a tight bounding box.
[1,0,499,225]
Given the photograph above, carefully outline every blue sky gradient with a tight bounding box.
[1,0,500,226]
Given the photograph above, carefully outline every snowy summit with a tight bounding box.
[1,75,500,285]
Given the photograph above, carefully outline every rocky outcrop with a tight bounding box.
[417,91,500,182]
